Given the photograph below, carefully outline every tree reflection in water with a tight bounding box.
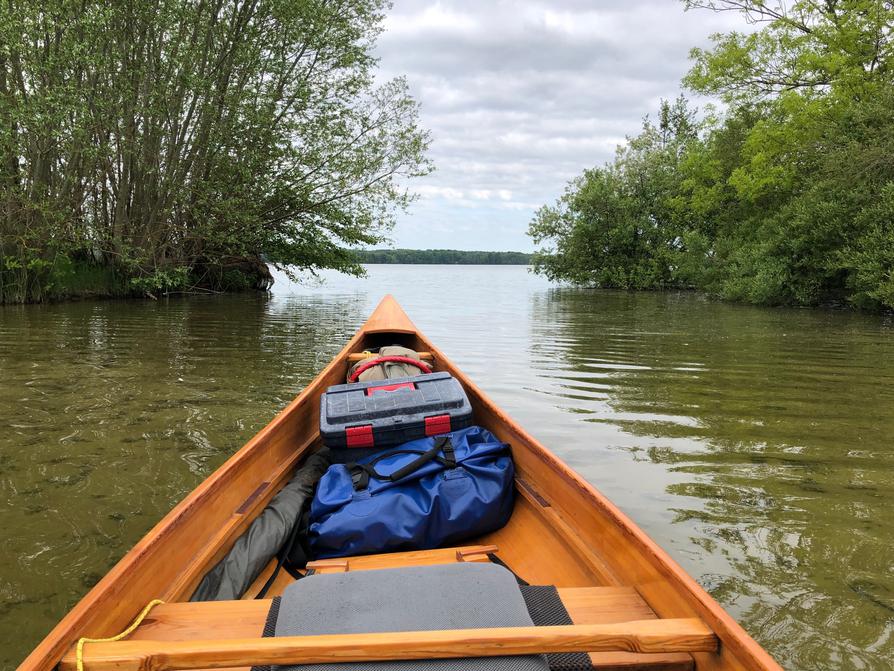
[529,289,894,671]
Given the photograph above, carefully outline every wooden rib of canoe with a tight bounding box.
[20,296,783,671]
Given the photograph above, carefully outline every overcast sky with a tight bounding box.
[372,0,744,251]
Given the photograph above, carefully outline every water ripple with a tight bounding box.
[1,268,893,670]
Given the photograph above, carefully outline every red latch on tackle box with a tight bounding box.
[345,424,375,448]
[424,414,451,436]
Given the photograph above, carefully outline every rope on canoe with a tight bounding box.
[76,599,165,671]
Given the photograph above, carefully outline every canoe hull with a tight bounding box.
[19,296,781,671]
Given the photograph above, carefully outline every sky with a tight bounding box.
[372,0,746,252]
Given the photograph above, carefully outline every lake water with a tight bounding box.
[1,265,893,670]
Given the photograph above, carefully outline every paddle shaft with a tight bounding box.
[72,619,717,671]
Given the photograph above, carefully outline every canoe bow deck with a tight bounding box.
[21,296,783,671]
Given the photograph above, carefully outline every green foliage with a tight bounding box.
[531,1,894,310]
[0,0,430,303]
[684,0,890,103]
[215,269,258,292]
[357,249,532,264]
[530,97,698,289]
[52,257,127,296]
[128,267,190,294]
[0,253,128,302]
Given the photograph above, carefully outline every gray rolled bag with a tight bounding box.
[346,345,429,382]
[190,449,331,602]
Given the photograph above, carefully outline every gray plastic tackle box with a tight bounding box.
[319,372,474,459]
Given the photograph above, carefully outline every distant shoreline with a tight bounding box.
[356,249,532,265]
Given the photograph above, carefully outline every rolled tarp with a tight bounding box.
[191,449,331,601]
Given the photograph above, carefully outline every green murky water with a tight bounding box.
[1,266,892,670]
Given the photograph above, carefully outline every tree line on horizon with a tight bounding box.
[529,0,894,311]
[0,0,430,303]
[357,249,531,264]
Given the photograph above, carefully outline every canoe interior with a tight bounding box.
[20,297,781,671]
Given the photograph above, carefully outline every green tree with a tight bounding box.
[356,249,532,264]
[684,0,894,308]
[530,1,894,310]
[0,0,430,302]
[529,97,698,289]
[685,0,891,102]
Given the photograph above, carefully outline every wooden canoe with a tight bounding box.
[20,295,783,671]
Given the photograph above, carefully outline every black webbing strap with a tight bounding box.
[487,552,529,586]
[250,595,281,671]
[255,508,310,599]
[519,585,593,671]
[348,436,456,491]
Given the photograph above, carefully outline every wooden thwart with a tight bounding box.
[346,351,433,362]
[304,544,497,575]
[68,619,716,671]
[60,585,697,671]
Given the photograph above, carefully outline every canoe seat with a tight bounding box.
[273,562,549,671]
[61,582,695,671]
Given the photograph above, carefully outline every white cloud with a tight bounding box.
[373,0,746,251]
[382,3,478,35]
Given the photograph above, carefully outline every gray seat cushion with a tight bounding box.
[273,562,551,671]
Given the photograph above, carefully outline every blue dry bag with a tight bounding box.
[308,426,514,558]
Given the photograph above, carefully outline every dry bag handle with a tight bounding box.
[348,436,455,491]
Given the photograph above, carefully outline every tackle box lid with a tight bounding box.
[321,371,469,424]
[320,372,473,450]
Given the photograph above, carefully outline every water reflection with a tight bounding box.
[529,289,894,670]
[0,294,370,667]
[2,270,893,671]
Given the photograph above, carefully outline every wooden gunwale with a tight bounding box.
[19,295,782,671]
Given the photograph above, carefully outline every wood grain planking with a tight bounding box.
[515,480,622,586]
[60,586,697,671]
[477,493,603,587]
[304,544,500,573]
[559,587,694,671]
[59,586,692,649]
